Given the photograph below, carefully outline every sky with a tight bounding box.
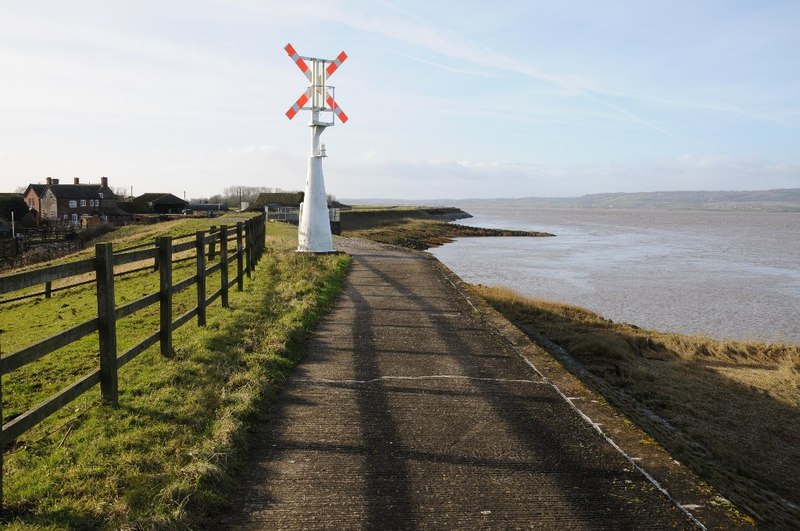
[1,0,799,200]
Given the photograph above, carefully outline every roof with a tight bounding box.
[45,184,116,200]
[24,184,47,197]
[133,193,187,205]
[100,205,132,217]
[251,192,305,209]
[117,201,151,214]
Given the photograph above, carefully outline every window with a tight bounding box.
[80,199,86,207]
[69,200,77,208]
[28,198,34,207]
[71,214,78,223]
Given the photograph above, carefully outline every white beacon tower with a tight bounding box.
[284,43,348,253]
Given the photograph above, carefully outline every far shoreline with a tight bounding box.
[339,206,554,251]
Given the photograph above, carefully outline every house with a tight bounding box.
[40,177,129,225]
[23,182,48,225]
[250,192,305,211]
[129,193,188,214]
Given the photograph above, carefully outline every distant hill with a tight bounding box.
[347,189,800,212]
[502,189,800,211]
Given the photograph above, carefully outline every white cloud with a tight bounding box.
[2,1,798,200]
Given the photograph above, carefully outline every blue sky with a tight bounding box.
[1,0,798,199]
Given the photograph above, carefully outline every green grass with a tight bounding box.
[1,219,349,529]
[474,285,800,528]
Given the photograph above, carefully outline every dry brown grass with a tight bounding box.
[473,285,800,528]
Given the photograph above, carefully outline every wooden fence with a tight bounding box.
[0,215,266,508]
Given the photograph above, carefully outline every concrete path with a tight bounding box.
[222,239,699,529]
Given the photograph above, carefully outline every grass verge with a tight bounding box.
[1,220,349,529]
[473,285,800,528]
[344,218,552,250]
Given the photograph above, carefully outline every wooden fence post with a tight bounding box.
[253,217,259,261]
[220,225,229,308]
[236,222,244,292]
[252,218,258,268]
[95,242,119,406]
[253,217,260,261]
[45,281,52,299]
[245,219,253,279]
[158,237,173,358]
[259,213,266,259]
[196,231,206,326]
[209,225,217,262]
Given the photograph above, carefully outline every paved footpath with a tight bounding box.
[222,239,701,529]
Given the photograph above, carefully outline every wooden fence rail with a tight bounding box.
[0,215,266,508]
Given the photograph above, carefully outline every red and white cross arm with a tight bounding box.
[286,88,312,120]
[326,95,348,123]
[285,43,312,81]
[325,51,347,76]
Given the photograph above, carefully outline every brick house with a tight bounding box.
[23,182,48,225]
[40,177,128,225]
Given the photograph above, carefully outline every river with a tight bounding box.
[429,204,800,344]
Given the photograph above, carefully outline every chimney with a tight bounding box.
[46,177,52,185]
[74,177,80,185]
[53,178,60,185]
[101,176,108,188]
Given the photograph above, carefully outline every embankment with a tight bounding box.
[473,286,799,529]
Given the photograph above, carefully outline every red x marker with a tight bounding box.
[284,43,348,123]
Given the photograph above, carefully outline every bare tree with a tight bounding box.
[191,185,302,207]
[221,186,278,206]
[112,186,132,199]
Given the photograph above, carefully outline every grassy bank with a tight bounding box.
[473,286,800,528]
[344,217,552,250]
[1,220,349,529]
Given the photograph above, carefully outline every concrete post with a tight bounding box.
[297,124,334,253]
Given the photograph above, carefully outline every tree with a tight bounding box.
[221,186,278,207]
[112,186,132,199]
[192,185,302,208]
[0,194,28,223]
